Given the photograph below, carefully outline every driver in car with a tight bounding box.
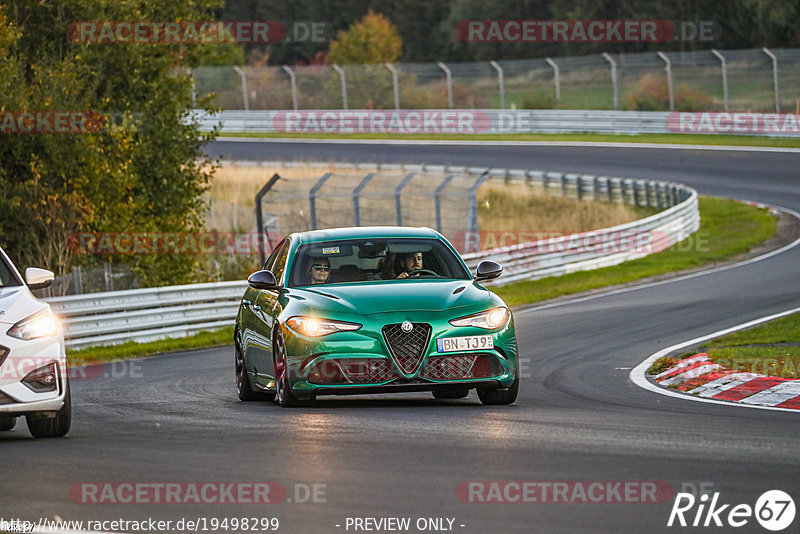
[397,252,423,279]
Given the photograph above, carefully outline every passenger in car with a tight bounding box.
[307,257,330,284]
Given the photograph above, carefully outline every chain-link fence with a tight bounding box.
[194,48,800,113]
[256,167,487,265]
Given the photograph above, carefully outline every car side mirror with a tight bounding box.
[248,269,279,290]
[475,260,503,281]
[25,267,54,290]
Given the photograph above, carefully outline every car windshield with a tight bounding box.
[288,238,470,287]
[0,252,22,288]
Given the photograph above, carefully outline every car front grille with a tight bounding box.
[382,323,432,375]
[306,359,398,385]
[0,345,8,367]
[419,354,503,381]
[339,359,397,384]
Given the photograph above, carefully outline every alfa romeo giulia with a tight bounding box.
[234,226,518,407]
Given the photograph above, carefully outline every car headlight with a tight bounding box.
[7,308,59,340]
[449,307,510,330]
[286,316,362,337]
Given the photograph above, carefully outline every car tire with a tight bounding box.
[0,414,17,431]
[432,389,469,399]
[477,366,519,406]
[235,340,274,402]
[26,379,71,438]
[274,330,308,408]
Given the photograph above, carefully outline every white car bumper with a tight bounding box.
[0,332,67,415]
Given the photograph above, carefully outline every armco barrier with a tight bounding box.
[47,165,698,348]
[194,109,800,137]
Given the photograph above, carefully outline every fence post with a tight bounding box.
[601,53,619,110]
[104,262,113,292]
[232,66,249,111]
[309,173,333,231]
[762,47,780,112]
[385,63,400,110]
[467,172,490,253]
[282,65,299,111]
[438,62,454,109]
[352,173,375,226]
[188,68,196,107]
[489,61,506,109]
[332,64,348,110]
[395,172,416,225]
[435,174,457,232]
[73,265,83,295]
[545,57,561,107]
[657,52,674,111]
[711,49,729,112]
[606,178,614,203]
[255,173,282,266]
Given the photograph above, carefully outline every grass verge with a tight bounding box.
[492,197,776,307]
[66,327,234,365]
[702,313,800,379]
[67,197,777,364]
[221,131,800,149]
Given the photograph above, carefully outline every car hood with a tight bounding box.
[0,285,42,325]
[287,280,491,316]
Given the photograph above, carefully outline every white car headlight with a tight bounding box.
[449,307,510,330]
[7,308,59,340]
[286,316,362,337]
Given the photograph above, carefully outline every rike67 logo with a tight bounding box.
[668,490,795,531]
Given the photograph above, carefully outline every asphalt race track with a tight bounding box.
[3,140,800,533]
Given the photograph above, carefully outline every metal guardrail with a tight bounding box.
[462,170,698,284]
[195,109,800,137]
[46,281,246,349]
[47,166,698,348]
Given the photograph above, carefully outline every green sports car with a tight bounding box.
[234,226,518,407]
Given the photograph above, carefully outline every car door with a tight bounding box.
[242,239,286,385]
[251,238,291,389]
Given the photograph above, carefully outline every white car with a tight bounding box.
[0,246,70,438]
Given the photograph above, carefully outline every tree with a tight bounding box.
[328,10,402,64]
[0,0,221,291]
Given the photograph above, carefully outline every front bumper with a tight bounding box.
[282,311,518,397]
[0,332,67,415]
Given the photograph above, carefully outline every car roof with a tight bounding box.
[293,226,441,245]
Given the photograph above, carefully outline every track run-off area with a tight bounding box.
[3,139,800,534]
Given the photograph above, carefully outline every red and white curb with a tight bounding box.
[631,305,800,413]
[652,353,800,409]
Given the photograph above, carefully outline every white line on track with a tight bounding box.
[515,203,800,315]
[217,137,800,153]
[629,305,800,413]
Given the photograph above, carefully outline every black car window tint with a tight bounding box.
[263,239,286,271]
[271,240,291,284]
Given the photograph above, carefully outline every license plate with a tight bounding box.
[437,335,494,353]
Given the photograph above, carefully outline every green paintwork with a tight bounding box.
[235,227,518,401]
